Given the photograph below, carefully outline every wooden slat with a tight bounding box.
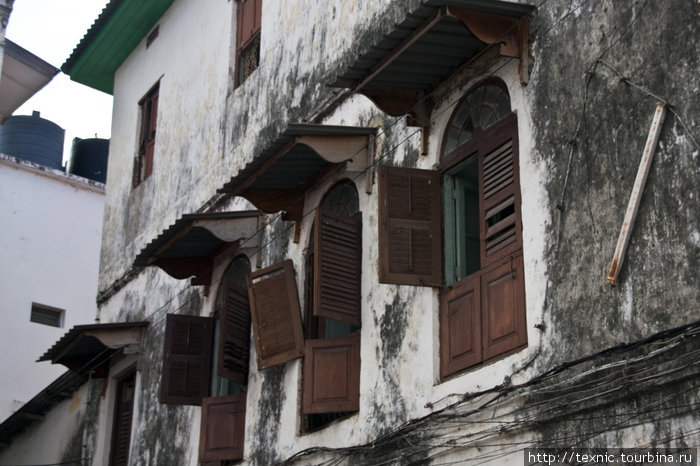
[302,333,361,414]
[440,275,482,378]
[199,392,247,462]
[160,314,214,405]
[247,260,304,369]
[481,255,527,361]
[314,210,362,327]
[378,166,442,286]
[218,286,251,384]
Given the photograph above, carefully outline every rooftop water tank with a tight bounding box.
[0,111,64,170]
[68,137,109,183]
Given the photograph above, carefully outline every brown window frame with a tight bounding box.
[160,256,252,463]
[377,80,528,381]
[133,82,159,188]
[235,0,262,87]
[246,181,363,432]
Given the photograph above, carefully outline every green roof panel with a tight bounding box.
[62,0,176,94]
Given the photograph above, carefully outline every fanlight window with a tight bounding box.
[443,81,511,155]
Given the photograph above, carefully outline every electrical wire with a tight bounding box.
[67,0,700,463]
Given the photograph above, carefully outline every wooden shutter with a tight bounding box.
[218,286,251,384]
[110,372,135,466]
[439,275,482,378]
[302,333,360,414]
[160,314,214,405]
[237,0,262,50]
[199,392,246,462]
[314,210,362,327]
[378,166,442,286]
[481,254,527,360]
[478,115,521,267]
[247,260,304,369]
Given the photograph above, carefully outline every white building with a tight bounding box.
[2,0,699,464]
[0,154,104,422]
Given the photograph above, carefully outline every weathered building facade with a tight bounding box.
[25,0,699,464]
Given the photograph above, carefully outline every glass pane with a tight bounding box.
[458,130,472,147]
[467,86,485,111]
[483,85,501,108]
[452,102,472,129]
[482,109,497,129]
[442,80,511,158]
[496,93,511,118]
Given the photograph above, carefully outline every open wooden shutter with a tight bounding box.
[160,314,214,405]
[218,286,251,384]
[237,0,262,49]
[478,115,521,267]
[302,333,360,414]
[247,260,304,369]
[314,210,362,327]
[378,166,442,286]
[439,275,482,378]
[481,254,527,361]
[199,392,246,462]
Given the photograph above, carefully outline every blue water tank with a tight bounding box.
[0,111,65,169]
[68,137,109,183]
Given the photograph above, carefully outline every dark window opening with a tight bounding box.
[235,0,262,87]
[160,256,251,463]
[110,371,136,466]
[439,79,526,379]
[30,303,64,328]
[146,25,159,48]
[302,180,362,432]
[133,82,159,188]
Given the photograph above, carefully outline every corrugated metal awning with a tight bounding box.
[218,124,376,221]
[37,322,149,376]
[330,0,535,125]
[0,371,87,450]
[133,211,262,285]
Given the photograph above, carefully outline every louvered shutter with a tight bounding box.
[199,392,246,462]
[110,373,135,466]
[314,210,362,327]
[247,260,304,369]
[160,314,214,405]
[378,166,442,286]
[302,333,360,414]
[218,286,251,384]
[478,115,521,267]
[481,254,527,360]
[440,275,482,378]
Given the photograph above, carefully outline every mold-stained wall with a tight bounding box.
[89,0,699,464]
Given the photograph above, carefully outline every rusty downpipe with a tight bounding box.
[606,102,667,285]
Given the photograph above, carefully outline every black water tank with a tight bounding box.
[68,137,109,183]
[0,111,65,169]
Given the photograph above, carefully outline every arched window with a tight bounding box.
[377,78,527,380]
[439,79,526,377]
[302,180,362,430]
[213,255,252,392]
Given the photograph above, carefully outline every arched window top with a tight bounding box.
[319,179,359,217]
[214,255,251,314]
[443,79,511,156]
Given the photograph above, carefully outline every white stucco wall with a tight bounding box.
[99,0,233,291]
[92,0,554,463]
[0,376,89,465]
[0,155,104,422]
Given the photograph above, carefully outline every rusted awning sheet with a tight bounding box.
[133,211,262,285]
[330,0,535,124]
[37,322,150,376]
[218,124,376,220]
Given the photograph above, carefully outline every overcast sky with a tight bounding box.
[6,0,113,163]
